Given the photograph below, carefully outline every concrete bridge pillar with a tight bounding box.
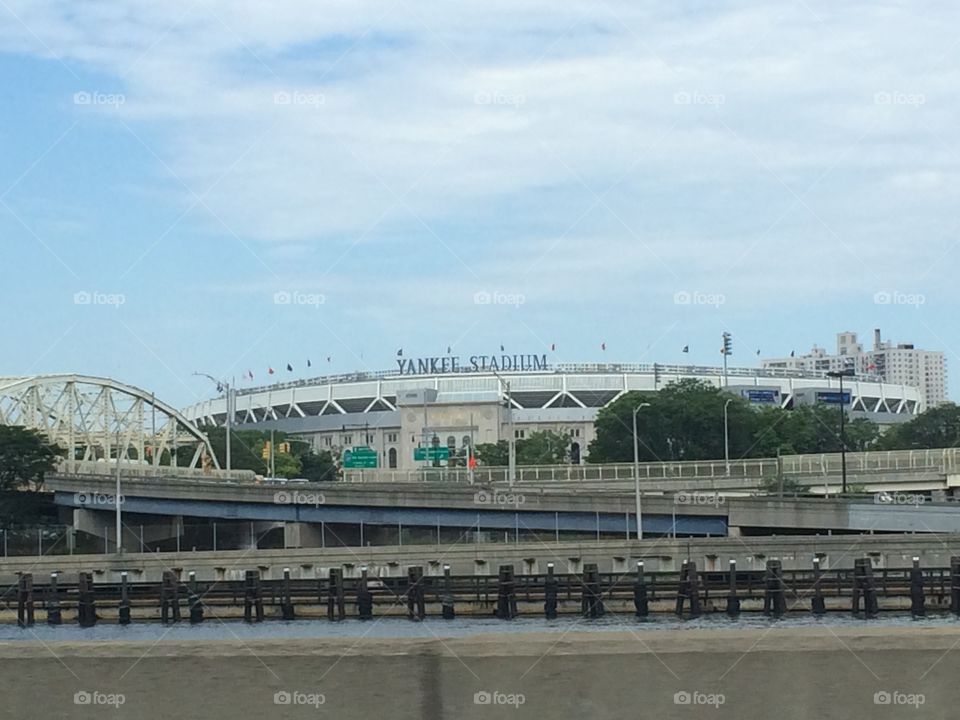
[284,522,324,549]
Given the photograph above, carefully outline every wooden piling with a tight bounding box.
[17,573,34,628]
[280,567,295,620]
[78,572,96,628]
[852,558,878,618]
[357,566,373,620]
[675,560,701,618]
[951,557,960,616]
[909,557,925,617]
[406,566,426,620]
[726,560,740,617]
[811,557,826,615]
[46,572,62,625]
[495,565,517,620]
[441,565,455,619]
[633,561,648,618]
[244,570,264,623]
[763,560,786,618]
[544,563,558,619]
[119,571,131,625]
[160,570,181,624]
[187,571,204,624]
[580,563,604,618]
[327,568,345,621]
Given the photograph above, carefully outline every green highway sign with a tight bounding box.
[414,446,450,462]
[343,446,378,469]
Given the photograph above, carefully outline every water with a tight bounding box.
[0,612,955,642]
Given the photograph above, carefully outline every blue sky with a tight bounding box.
[0,1,957,409]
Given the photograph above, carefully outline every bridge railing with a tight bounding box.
[55,460,257,482]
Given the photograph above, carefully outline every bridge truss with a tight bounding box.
[0,374,218,471]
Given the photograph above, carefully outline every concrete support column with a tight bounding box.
[284,522,324,549]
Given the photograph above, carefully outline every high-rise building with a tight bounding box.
[761,329,947,410]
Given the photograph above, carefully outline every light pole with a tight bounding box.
[827,368,855,494]
[632,402,651,540]
[491,369,516,488]
[194,372,233,473]
[114,427,123,554]
[723,398,733,476]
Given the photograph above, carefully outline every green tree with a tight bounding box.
[0,426,64,491]
[299,450,339,481]
[877,402,960,450]
[517,430,570,465]
[475,441,509,466]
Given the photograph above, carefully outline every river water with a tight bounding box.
[0,611,955,642]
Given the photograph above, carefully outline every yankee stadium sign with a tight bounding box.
[396,353,548,375]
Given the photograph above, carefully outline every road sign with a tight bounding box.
[343,446,378,468]
[414,446,450,462]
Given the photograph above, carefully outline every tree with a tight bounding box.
[0,426,64,491]
[517,430,569,465]
[475,441,509,467]
[877,402,960,450]
[299,450,339,482]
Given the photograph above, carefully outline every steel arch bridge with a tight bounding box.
[0,374,218,471]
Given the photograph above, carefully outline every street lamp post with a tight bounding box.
[632,402,651,540]
[827,369,855,494]
[723,398,733,476]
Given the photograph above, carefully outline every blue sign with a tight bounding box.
[743,390,779,404]
[817,391,851,405]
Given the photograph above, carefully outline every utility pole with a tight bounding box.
[194,372,232,473]
[827,368,854,494]
[490,369,516,488]
[114,428,123,554]
[632,402,650,540]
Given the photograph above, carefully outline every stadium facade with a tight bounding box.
[182,359,924,471]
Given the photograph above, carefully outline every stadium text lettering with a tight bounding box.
[396,354,548,375]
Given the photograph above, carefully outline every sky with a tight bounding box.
[0,1,957,410]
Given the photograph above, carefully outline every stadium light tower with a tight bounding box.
[632,402,651,540]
